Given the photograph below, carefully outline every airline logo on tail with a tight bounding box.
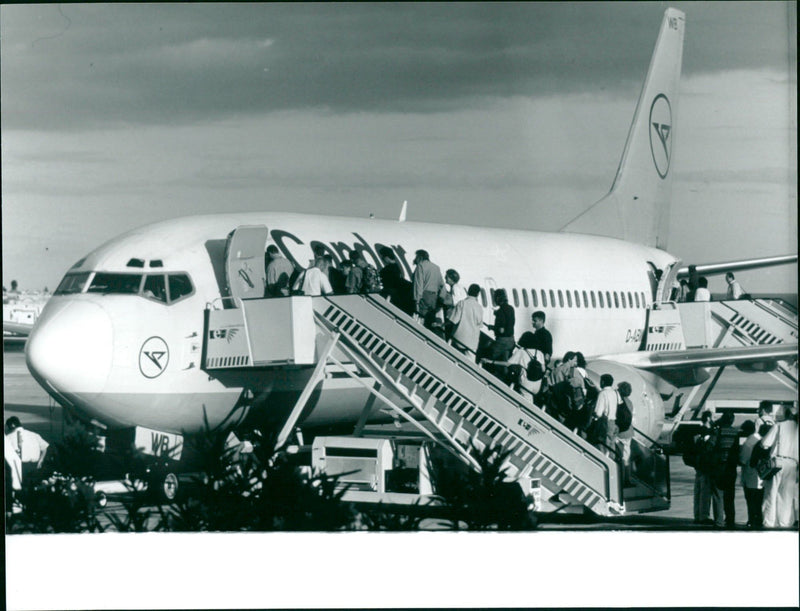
[649,93,672,179]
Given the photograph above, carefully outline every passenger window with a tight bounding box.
[590,291,596,308]
[522,289,529,308]
[88,273,142,295]
[557,290,564,308]
[621,292,627,308]
[531,289,538,308]
[540,290,546,308]
[583,290,588,308]
[574,290,581,308]
[566,291,572,308]
[143,275,167,303]
[55,272,91,295]
[490,289,496,306]
[641,291,647,308]
[513,288,520,307]
[480,289,487,307]
[628,292,634,308]
[633,292,639,308]
[606,291,612,308]
[598,291,604,308]
[168,274,194,303]
[613,292,619,308]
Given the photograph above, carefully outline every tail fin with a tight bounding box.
[561,8,685,249]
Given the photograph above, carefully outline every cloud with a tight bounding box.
[2,3,794,130]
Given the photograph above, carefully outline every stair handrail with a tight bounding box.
[355,294,616,464]
[320,294,620,491]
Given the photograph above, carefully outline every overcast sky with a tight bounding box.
[2,2,796,294]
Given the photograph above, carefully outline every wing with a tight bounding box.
[676,254,797,279]
[597,342,798,387]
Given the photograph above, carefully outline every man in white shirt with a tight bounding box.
[738,420,763,528]
[298,255,334,297]
[759,403,798,528]
[591,374,617,452]
[449,283,484,357]
[694,276,711,302]
[725,272,744,300]
[5,416,49,482]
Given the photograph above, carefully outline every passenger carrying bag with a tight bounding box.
[524,349,545,382]
[360,264,383,294]
[616,395,633,433]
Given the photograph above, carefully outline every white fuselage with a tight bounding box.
[26,212,677,435]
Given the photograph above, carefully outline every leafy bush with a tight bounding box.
[431,443,537,530]
[7,473,103,533]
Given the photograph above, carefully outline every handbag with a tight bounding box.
[756,456,781,480]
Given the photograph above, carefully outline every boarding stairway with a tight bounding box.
[677,298,798,389]
[203,294,671,516]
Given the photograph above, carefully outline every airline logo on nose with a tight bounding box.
[139,336,169,379]
[649,93,672,179]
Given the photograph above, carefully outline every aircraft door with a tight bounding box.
[224,225,269,302]
[656,259,683,303]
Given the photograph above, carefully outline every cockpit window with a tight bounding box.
[87,273,143,295]
[143,274,168,303]
[55,272,91,295]
[168,274,194,303]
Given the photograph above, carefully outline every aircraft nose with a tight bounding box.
[26,300,113,396]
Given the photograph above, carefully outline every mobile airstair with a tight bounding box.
[202,294,670,516]
[661,298,798,446]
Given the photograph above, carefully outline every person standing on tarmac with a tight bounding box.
[691,410,716,525]
[412,249,444,329]
[5,416,49,484]
[759,403,798,528]
[709,411,740,528]
[738,420,764,529]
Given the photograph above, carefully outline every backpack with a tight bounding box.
[525,350,545,382]
[360,264,382,294]
[616,394,632,433]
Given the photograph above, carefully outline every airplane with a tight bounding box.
[24,8,797,463]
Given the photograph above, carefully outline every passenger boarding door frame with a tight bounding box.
[224,225,269,303]
[656,259,683,304]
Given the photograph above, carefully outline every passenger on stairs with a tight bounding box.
[725,272,745,300]
[486,289,515,380]
[588,374,616,454]
[378,247,414,316]
[530,311,553,368]
[345,251,366,294]
[265,245,295,297]
[615,381,635,485]
[295,255,333,296]
[480,331,545,404]
[441,269,466,340]
[449,283,484,359]
[693,276,711,302]
[412,249,444,329]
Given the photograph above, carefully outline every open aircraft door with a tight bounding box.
[656,259,683,303]
[224,225,268,302]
